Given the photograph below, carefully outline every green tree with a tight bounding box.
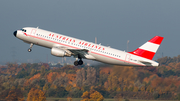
[43,83,49,92]
[46,88,56,97]
[16,70,29,78]
[41,65,46,76]
[39,79,46,87]
[56,87,68,97]
[69,88,83,98]
[177,93,180,100]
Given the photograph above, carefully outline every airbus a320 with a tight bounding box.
[13,27,163,66]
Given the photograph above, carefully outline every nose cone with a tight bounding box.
[13,31,17,37]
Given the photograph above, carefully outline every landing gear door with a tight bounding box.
[125,54,131,62]
[31,29,37,36]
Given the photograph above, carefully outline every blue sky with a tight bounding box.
[0,0,180,64]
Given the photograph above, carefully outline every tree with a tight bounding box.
[46,88,56,97]
[81,90,104,101]
[76,68,85,87]
[52,77,68,87]
[41,65,46,76]
[30,69,36,76]
[56,87,68,97]
[0,89,9,99]
[27,88,46,101]
[5,89,24,101]
[177,93,180,100]
[93,86,109,98]
[81,91,89,100]
[16,70,29,78]
[39,78,46,87]
[105,66,137,91]
[85,67,96,86]
[153,91,159,99]
[69,87,83,98]
[14,78,26,87]
[43,83,49,92]
[99,73,108,85]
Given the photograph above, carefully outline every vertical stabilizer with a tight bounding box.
[129,36,164,60]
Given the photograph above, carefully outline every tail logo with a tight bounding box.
[129,36,164,60]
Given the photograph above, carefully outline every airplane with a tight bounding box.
[13,27,163,66]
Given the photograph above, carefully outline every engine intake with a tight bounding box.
[51,48,71,57]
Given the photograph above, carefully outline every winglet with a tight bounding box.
[129,36,164,60]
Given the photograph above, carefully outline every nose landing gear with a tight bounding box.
[28,43,34,52]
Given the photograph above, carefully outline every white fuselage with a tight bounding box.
[14,27,159,66]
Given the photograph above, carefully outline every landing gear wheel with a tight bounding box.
[28,48,32,52]
[74,55,83,66]
[78,60,83,65]
[74,61,79,66]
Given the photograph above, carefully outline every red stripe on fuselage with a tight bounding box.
[28,34,79,49]
[90,51,144,66]
[26,34,144,66]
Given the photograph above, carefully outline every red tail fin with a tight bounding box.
[129,36,164,60]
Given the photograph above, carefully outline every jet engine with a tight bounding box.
[51,48,71,57]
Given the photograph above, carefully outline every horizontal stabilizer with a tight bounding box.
[138,60,152,65]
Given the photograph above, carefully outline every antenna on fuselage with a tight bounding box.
[127,40,129,52]
[95,37,97,44]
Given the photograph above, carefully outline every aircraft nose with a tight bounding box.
[13,31,17,37]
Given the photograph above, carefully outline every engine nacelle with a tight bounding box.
[51,48,70,57]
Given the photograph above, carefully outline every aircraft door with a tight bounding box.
[31,29,37,36]
[125,54,131,62]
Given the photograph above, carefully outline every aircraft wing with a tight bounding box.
[53,46,94,59]
[68,49,89,55]
[68,49,95,59]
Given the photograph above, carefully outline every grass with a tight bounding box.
[129,99,178,101]
[45,98,178,101]
[46,98,81,101]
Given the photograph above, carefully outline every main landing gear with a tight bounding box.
[28,43,34,52]
[74,55,83,66]
[74,59,83,66]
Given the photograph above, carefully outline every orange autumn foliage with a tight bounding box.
[67,74,76,84]
[27,88,46,101]
[175,62,180,70]
[24,73,41,85]
[46,72,57,83]
[5,89,24,101]
[143,77,149,83]
[143,74,159,84]
[46,72,66,83]
[81,90,104,101]
[100,67,112,75]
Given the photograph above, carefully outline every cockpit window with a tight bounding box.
[21,29,26,32]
